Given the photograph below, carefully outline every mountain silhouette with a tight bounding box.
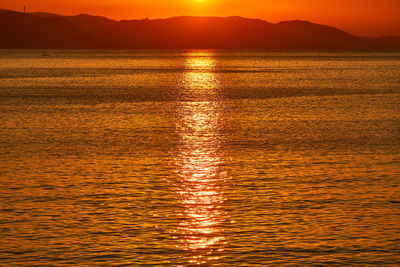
[0,9,398,49]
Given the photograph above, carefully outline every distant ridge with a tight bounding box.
[0,9,399,50]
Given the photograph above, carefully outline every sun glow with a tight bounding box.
[2,0,399,36]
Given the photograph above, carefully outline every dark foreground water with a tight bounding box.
[0,50,399,266]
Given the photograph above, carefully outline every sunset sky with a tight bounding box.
[2,0,400,36]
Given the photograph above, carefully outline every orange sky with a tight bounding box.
[3,0,400,36]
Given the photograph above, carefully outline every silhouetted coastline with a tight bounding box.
[1,9,399,49]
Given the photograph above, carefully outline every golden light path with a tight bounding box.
[173,51,229,265]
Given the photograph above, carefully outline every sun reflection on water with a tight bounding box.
[173,51,229,264]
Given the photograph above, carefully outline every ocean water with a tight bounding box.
[0,50,399,266]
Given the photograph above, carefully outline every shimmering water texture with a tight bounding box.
[0,50,400,266]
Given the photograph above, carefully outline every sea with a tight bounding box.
[0,50,399,266]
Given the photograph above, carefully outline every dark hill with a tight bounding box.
[0,10,91,48]
[0,10,398,50]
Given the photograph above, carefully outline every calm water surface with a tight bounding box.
[0,50,399,266]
